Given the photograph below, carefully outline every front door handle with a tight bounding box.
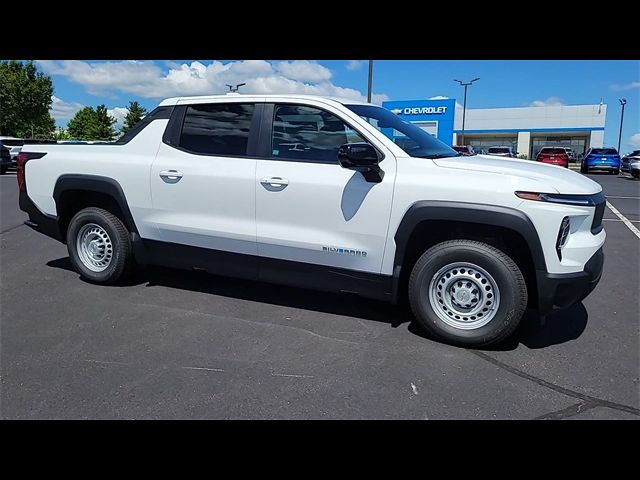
[260,177,289,189]
[159,170,183,183]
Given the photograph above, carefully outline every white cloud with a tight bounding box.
[276,60,332,82]
[39,60,162,96]
[629,133,640,148]
[431,96,464,109]
[37,60,388,104]
[107,107,128,130]
[50,95,84,121]
[346,60,366,71]
[611,82,640,91]
[530,96,565,107]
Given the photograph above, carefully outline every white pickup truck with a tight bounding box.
[18,94,606,347]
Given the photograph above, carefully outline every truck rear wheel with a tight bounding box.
[67,207,133,284]
[408,240,527,347]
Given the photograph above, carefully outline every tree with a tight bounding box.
[0,60,55,138]
[67,107,96,140]
[67,105,116,141]
[121,101,147,133]
[93,105,117,140]
[53,128,71,140]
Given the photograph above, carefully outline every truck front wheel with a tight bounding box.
[67,207,133,284]
[408,240,528,347]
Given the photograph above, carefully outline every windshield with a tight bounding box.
[345,104,458,159]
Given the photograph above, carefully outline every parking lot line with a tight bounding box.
[606,201,640,239]
[602,219,640,223]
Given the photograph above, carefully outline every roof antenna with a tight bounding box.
[226,83,246,93]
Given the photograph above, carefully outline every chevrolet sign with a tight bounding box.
[395,106,448,115]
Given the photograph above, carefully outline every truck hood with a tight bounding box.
[433,155,601,195]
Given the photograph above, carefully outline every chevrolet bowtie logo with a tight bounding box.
[390,108,402,114]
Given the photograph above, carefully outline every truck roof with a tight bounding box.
[158,93,371,107]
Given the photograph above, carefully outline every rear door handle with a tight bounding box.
[159,170,183,183]
[260,177,289,188]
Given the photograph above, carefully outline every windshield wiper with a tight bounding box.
[416,153,459,159]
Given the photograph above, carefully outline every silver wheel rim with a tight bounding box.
[76,223,113,272]
[428,262,500,330]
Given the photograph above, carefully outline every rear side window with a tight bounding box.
[179,103,256,156]
[271,104,367,163]
[590,148,618,155]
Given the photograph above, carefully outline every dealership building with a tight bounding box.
[382,98,607,159]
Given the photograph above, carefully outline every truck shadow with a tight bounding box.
[47,257,588,350]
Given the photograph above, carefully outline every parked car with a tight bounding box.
[621,150,640,179]
[581,147,621,174]
[487,146,516,158]
[18,93,606,348]
[0,137,24,166]
[536,147,570,168]
[0,145,11,174]
[563,148,576,162]
[452,145,476,156]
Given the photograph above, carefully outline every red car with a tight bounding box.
[536,147,569,168]
[452,145,476,156]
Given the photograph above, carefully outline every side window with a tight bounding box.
[179,103,255,156]
[271,104,368,163]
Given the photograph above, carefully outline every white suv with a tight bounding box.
[18,94,606,347]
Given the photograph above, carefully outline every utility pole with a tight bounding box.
[618,98,627,153]
[454,78,480,146]
[367,60,373,103]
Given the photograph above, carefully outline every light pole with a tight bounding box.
[367,60,373,103]
[454,77,480,146]
[618,98,627,153]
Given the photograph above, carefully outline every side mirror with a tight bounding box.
[337,143,384,183]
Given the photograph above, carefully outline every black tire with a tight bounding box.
[580,164,587,174]
[408,240,527,348]
[67,207,133,284]
[612,169,620,175]
[0,164,7,175]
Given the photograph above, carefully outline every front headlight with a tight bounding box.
[515,191,606,206]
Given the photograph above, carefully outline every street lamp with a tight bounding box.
[454,77,480,146]
[367,60,373,103]
[226,83,246,93]
[618,98,627,153]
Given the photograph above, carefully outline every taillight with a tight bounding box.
[17,152,46,192]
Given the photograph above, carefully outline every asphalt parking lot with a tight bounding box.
[1,167,638,419]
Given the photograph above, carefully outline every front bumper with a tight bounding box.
[536,247,604,315]
[586,163,619,171]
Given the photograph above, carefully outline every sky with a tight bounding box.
[39,60,640,153]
